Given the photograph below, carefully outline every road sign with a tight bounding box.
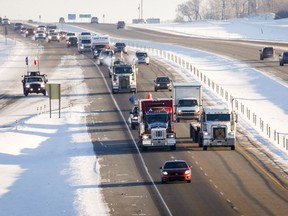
[68,14,76,20]
[79,14,91,18]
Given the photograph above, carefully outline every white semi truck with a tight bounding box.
[189,106,237,150]
[78,34,92,53]
[173,83,202,122]
[111,63,137,93]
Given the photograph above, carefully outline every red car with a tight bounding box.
[160,160,192,183]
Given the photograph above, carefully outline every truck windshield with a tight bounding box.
[81,39,91,44]
[146,113,169,123]
[27,77,43,82]
[178,99,198,107]
[114,67,132,74]
[206,114,230,121]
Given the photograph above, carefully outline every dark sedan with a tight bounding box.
[279,51,288,66]
[154,76,172,92]
[160,160,192,183]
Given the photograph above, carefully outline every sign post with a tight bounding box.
[46,84,61,118]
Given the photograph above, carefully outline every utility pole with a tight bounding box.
[141,0,143,22]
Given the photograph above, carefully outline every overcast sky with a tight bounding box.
[0,0,185,23]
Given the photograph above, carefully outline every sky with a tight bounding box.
[0,0,185,23]
[1,14,288,215]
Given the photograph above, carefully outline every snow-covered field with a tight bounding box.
[0,14,288,215]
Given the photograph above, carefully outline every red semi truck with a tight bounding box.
[138,98,176,151]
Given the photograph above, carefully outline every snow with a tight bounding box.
[1,14,288,215]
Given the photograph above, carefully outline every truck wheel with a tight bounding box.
[203,146,207,151]
[142,145,147,151]
[230,145,235,150]
[43,91,46,96]
[187,180,191,183]
[176,118,180,123]
[131,124,136,130]
[24,91,29,96]
[170,145,176,151]
[198,136,203,147]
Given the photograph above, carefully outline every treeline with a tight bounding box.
[175,0,288,21]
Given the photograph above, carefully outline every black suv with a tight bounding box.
[117,21,125,29]
[114,42,127,53]
[279,51,288,66]
[259,47,275,60]
[154,76,172,92]
[67,36,78,47]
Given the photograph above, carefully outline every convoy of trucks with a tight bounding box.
[138,98,176,151]
[173,82,202,122]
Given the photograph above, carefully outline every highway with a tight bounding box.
[1,23,288,215]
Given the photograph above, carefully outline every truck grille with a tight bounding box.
[213,127,226,139]
[151,128,166,140]
[119,76,130,89]
[181,111,195,116]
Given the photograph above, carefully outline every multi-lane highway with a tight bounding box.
[1,23,288,215]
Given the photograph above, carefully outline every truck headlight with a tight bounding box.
[228,131,235,136]
[167,134,175,138]
[143,134,149,140]
[177,110,182,115]
[162,171,168,175]
[25,84,30,88]
[41,84,45,88]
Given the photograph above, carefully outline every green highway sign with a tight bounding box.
[79,14,91,18]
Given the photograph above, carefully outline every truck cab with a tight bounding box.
[111,63,137,93]
[78,34,92,53]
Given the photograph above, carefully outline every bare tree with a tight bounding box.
[176,0,201,21]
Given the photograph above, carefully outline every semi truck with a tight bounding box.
[91,35,110,58]
[138,98,176,151]
[189,106,237,150]
[173,82,202,122]
[111,63,137,93]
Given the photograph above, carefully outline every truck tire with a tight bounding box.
[170,145,176,151]
[24,91,29,96]
[176,118,180,123]
[198,135,203,147]
[203,146,207,151]
[231,145,235,150]
[131,123,136,130]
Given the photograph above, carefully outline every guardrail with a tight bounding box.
[117,39,288,153]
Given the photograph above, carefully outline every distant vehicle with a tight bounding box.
[78,34,92,53]
[67,36,78,48]
[114,42,127,53]
[154,76,172,92]
[35,30,46,40]
[20,27,27,34]
[59,17,65,23]
[160,160,192,184]
[21,72,48,96]
[117,21,125,29]
[2,18,10,25]
[128,105,138,129]
[14,23,23,31]
[46,25,57,33]
[59,31,67,40]
[80,32,91,36]
[135,51,149,65]
[66,32,76,40]
[37,25,46,31]
[98,49,114,65]
[91,17,98,24]
[47,32,60,42]
[25,28,36,37]
[259,47,275,60]
[279,51,288,66]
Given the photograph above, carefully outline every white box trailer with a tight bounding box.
[173,82,202,122]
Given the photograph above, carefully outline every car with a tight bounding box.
[14,22,23,31]
[2,18,10,25]
[47,32,60,42]
[160,160,192,184]
[98,50,114,65]
[135,51,149,65]
[128,105,138,129]
[66,32,76,41]
[59,17,65,23]
[279,51,288,66]
[37,25,46,32]
[25,28,35,37]
[91,17,99,24]
[80,32,91,36]
[35,30,46,40]
[117,21,125,29]
[67,36,78,47]
[154,76,172,92]
[59,31,67,40]
[114,42,127,54]
[259,47,275,60]
[20,27,27,34]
